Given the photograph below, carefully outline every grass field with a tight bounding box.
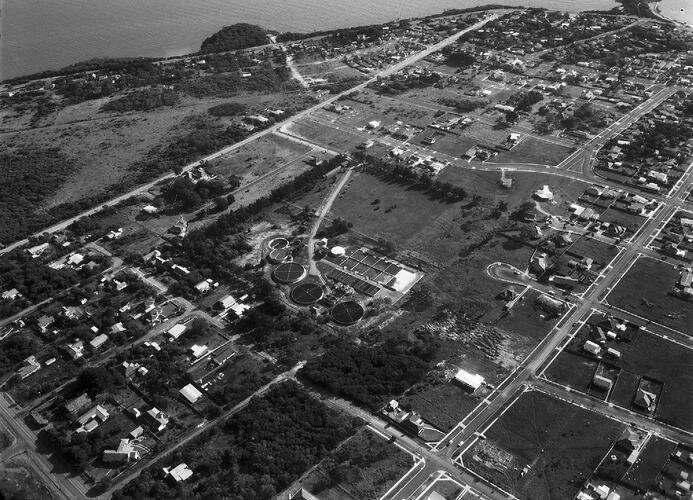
[494,289,559,344]
[494,137,574,166]
[607,256,692,333]
[545,311,693,431]
[287,117,366,151]
[464,389,625,500]
[564,235,620,269]
[599,207,646,235]
[326,170,459,253]
[208,132,312,182]
[401,353,510,431]
[295,428,412,500]
[621,436,677,493]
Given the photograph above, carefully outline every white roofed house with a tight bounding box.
[179,384,203,404]
[189,344,208,360]
[453,369,485,392]
[167,323,187,340]
[16,356,41,380]
[103,438,140,464]
[1,288,21,301]
[89,334,109,350]
[164,463,193,482]
[142,407,169,432]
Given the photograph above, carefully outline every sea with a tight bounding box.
[1,0,690,81]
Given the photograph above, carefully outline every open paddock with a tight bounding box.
[564,235,620,269]
[207,132,312,182]
[607,256,692,333]
[494,288,561,345]
[621,436,677,493]
[286,117,366,151]
[599,207,647,235]
[326,171,458,250]
[493,137,574,166]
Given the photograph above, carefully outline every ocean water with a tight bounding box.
[3,0,680,80]
[656,0,693,25]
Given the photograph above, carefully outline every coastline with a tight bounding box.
[652,0,692,27]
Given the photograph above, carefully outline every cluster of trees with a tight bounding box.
[0,255,80,318]
[507,90,544,112]
[0,148,78,243]
[444,50,476,67]
[621,120,693,162]
[354,152,468,202]
[162,176,227,210]
[113,382,359,500]
[301,341,430,409]
[101,87,179,112]
[438,97,487,113]
[0,333,42,377]
[376,72,442,96]
[536,103,606,134]
[207,102,247,117]
[199,23,269,53]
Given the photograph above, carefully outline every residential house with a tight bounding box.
[165,463,193,482]
[142,407,169,432]
[16,356,41,380]
[103,438,140,464]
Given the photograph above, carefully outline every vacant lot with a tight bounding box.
[207,132,312,183]
[327,171,458,251]
[564,235,620,269]
[494,289,560,345]
[464,389,624,500]
[621,436,677,493]
[494,137,573,166]
[287,117,366,151]
[607,256,691,333]
[296,428,412,500]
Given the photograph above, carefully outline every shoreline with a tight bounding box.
[652,1,692,27]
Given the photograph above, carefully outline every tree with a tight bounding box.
[76,366,115,396]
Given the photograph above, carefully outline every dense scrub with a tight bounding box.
[0,148,78,244]
[199,23,268,53]
[101,87,179,112]
[301,341,430,409]
[112,382,359,500]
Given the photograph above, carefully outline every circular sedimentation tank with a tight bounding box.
[290,283,324,306]
[272,262,307,284]
[330,301,364,325]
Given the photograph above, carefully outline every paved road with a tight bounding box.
[0,14,500,257]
